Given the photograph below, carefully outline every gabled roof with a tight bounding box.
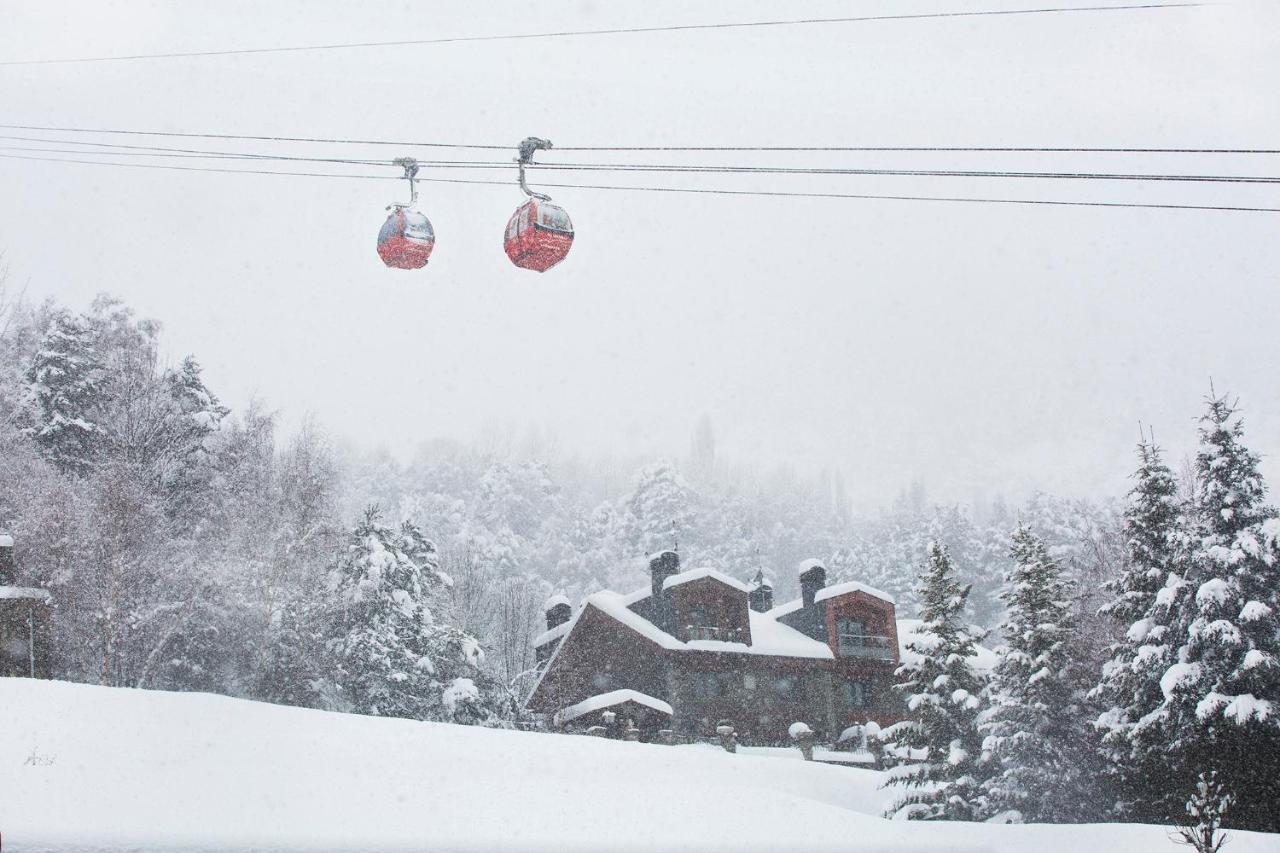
[531,585,831,664]
[814,580,895,606]
[553,689,673,726]
[662,567,749,593]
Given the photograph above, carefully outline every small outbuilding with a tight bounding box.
[0,533,53,679]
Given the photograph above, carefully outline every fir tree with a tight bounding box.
[626,462,697,554]
[884,541,989,820]
[1138,394,1280,832]
[980,524,1096,822]
[317,508,499,723]
[22,310,104,474]
[1093,434,1183,819]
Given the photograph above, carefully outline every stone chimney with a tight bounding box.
[747,570,774,613]
[648,550,680,631]
[0,533,14,586]
[543,594,572,631]
[649,550,680,597]
[799,559,827,608]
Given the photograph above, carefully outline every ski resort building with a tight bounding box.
[0,533,53,680]
[526,551,912,743]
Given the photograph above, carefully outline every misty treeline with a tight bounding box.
[0,293,1123,703]
[883,395,1280,835]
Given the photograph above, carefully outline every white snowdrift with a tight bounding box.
[2,680,1277,853]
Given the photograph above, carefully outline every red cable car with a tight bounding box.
[504,199,573,272]
[378,207,435,269]
[504,137,573,273]
[377,158,435,270]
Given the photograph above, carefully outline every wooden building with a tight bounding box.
[0,533,53,680]
[526,551,910,744]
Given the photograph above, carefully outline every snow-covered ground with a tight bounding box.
[2,680,1278,853]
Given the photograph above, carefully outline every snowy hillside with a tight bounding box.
[3,681,1277,853]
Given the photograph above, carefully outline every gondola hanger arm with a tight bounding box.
[517,136,553,201]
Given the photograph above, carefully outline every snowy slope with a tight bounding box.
[2,680,1278,853]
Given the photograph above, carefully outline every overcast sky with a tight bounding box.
[2,0,1278,510]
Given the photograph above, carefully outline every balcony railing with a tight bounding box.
[837,633,894,660]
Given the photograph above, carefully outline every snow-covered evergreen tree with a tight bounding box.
[626,462,697,554]
[980,524,1096,822]
[1093,435,1183,818]
[22,310,104,474]
[317,509,500,723]
[1136,394,1280,832]
[884,541,989,820]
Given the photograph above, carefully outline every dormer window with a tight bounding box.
[837,617,892,659]
[687,605,720,640]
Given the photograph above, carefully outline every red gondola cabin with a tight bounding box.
[377,208,435,270]
[504,199,573,272]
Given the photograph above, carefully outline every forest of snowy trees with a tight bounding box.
[884,402,1280,835]
[2,289,1277,834]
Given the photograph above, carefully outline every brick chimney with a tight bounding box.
[793,558,828,641]
[0,533,14,586]
[747,570,774,613]
[544,594,572,631]
[649,550,680,631]
[799,559,827,607]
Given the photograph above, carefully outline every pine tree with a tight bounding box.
[1138,394,1280,832]
[317,508,500,723]
[980,524,1096,822]
[1093,435,1183,819]
[626,462,697,554]
[22,310,104,474]
[884,541,989,820]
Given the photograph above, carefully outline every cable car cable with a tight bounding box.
[5,138,1280,186]
[0,3,1201,66]
[529,162,1280,185]
[4,151,1278,214]
[6,121,1277,156]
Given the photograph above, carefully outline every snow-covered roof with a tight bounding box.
[662,567,749,593]
[0,586,50,601]
[531,619,572,648]
[532,584,835,678]
[554,689,674,726]
[730,610,833,659]
[584,592,684,650]
[746,574,775,590]
[542,593,571,611]
[797,558,826,573]
[0,533,13,548]
[895,618,998,675]
[814,580,895,606]
[648,549,678,562]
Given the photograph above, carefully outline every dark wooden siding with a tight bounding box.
[526,605,671,714]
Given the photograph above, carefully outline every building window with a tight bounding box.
[836,617,892,659]
[743,673,756,690]
[774,676,799,698]
[839,680,867,708]
[693,671,724,700]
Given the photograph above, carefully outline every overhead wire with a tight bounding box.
[0,3,1202,66]
[4,123,1277,156]
[3,135,1279,186]
[3,151,1278,215]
